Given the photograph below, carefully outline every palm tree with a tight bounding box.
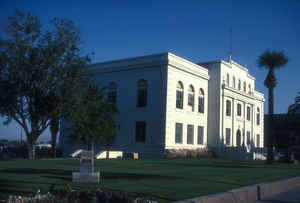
[258,50,288,163]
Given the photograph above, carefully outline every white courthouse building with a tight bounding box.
[60,52,265,158]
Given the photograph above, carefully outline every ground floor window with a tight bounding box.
[187,124,194,144]
[236,130,241,146]
[135,121,146,142]
[256,134,260,147]
[247,131,251,145]
[197,126,204,145]
[225,128,231,145]
[175,123,183,144]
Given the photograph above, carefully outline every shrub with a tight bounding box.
[165,148,215,159]
[6,186,157,203]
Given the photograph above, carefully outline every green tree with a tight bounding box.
[68,84,118,153]
[48,60,90,158]
[0,11,90,159]
[258,50,288,163]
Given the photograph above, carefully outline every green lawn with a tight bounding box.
[0,158,300,202]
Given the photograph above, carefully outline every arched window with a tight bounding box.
[256,107,260,125]
[226,74,230,86]
[238,79,241,90]
[137,79,147,107]
[198,88,204,113]
[108,82,117,104]
[236,129,241,146]
[233,76,236,88]
[248,84,251,94]
[243,82,246,92]
[237,103,242,116]
[176,81,184,109]
[188,85,195,111]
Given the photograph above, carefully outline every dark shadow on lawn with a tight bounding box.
[0,168,72,176]
[170,162,256,168]
[102,172,177,180]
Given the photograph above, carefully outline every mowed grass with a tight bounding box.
[0,158,300,202]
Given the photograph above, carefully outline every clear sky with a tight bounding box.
[0,0,299,141]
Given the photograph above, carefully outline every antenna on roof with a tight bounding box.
[229,26,232,64]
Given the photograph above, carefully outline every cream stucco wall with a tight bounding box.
[165,54,209,149]
[200,59,265,149]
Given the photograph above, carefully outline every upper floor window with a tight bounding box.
[226,74,230,86]
[243,82,246,92]
[188,85,195,111]
[248,84,251,94]
[137,79,147,107]
[226,100,231,116]
[256,107,260,125]
[238,79,241,90]
[233,76,236,88]
[108,82,117,104]
[247,106,251,121]
[198,88,205,113]
[237,103,242,116]
[176,81,184,109]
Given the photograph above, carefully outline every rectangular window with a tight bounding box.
[247,131,251,145]
[175,123,183,144]
[198,97,204,113]
[176,91,183,109]
[237,103,242,116]
[225,128,231,145]
[137,89,147,107]
[257,114,260,125]
[135,122,146,142]
[256,134,260,147]
[247,106,251,121]
[226,100,231,116]
[197,126,204,145]
[187,124,194,144]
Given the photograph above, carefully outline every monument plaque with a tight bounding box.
[72,150,100,183]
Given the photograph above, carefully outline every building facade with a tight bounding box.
[60,53,264,158]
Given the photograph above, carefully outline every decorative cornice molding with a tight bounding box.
[168,60,210,80]
[223,86,265,102]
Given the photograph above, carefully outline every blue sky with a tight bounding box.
[0,0,299,141]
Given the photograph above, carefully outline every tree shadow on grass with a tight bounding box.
[102,172,175,180]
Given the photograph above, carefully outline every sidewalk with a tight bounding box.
[257,186,300,203]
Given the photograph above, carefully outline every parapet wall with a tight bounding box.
[174,176,300,203]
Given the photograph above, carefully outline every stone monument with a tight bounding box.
[72,150,100,183]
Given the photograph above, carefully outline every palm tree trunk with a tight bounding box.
[267,69,275,164]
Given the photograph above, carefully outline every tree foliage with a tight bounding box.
[0,11,90,159]
[68,84,118,150]
[258,50,288,89]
